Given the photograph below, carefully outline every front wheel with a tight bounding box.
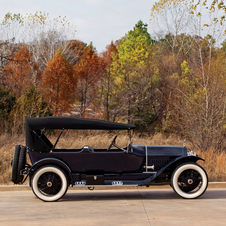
[171,163,208,199]
[31,166,68,202]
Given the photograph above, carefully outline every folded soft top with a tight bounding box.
[25,117,135,152]
[25,116,136,130]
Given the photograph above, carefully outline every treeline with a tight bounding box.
[1,1,226,152]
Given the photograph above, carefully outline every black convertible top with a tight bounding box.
[25,117,135,152]
[25,116,135,130]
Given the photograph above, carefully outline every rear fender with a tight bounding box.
[29,158,73,185]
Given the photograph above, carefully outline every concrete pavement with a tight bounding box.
[0,187,225,226]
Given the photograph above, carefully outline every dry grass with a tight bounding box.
[0,132,226,184]
[196,149,226,181]
[0,134,25,184]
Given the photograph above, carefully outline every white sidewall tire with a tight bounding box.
[172,163,208,199]
[31,166,68,202]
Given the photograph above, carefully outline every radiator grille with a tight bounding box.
[148,158,172,170]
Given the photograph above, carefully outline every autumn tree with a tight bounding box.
[150,0,193,51]
[190,0,226,38]
[110,20,159,129]
[0,13,24,42]
[165,49,226,152]
[150,0,226,67]
[65,39,86,66]
[0,39,19,85]
[150,0,226,39]
[152,1,226,149]
[41,49,76,116]
[12,86,51,133]
[23,12,76,75]
[2,44,38,96]
[1,12,77,77]
[74,43,104,117]
[150,0,226,149]
[99,41,118,121]
[0,88,16,133]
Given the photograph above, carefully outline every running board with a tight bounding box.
[73,174,156,187]
[73,184,139,188]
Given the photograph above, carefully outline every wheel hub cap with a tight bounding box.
[47,182,52,187]
[188,179,193,185]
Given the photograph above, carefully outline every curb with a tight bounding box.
[0,182,226,191]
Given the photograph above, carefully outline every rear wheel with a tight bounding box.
[31,166,68,202]
[171,163,208,199]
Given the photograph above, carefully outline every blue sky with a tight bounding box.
[0,0,156,53]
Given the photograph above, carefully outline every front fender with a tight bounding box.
[138,155,204,186]
[30,158,73,184]
[156,155,204,179]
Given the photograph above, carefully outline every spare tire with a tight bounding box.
[17,146,27,183]
[11,145,21,183]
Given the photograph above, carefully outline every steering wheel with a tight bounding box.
[107,135,118,151]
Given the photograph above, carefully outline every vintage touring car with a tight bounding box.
[11,116,208,201]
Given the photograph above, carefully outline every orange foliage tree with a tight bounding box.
[74,44,105,117]
[41,49,76,116]
[2,44,38,96]
[100,41,118,120]
[65,40,85,65]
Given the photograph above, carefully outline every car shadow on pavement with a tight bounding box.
[201,189,226,199]
[60,189,226,202]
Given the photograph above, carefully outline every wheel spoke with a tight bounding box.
[51,173,55,183]
[177,169,203,193]
[178,175,187,183]
[37,172,62,196]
